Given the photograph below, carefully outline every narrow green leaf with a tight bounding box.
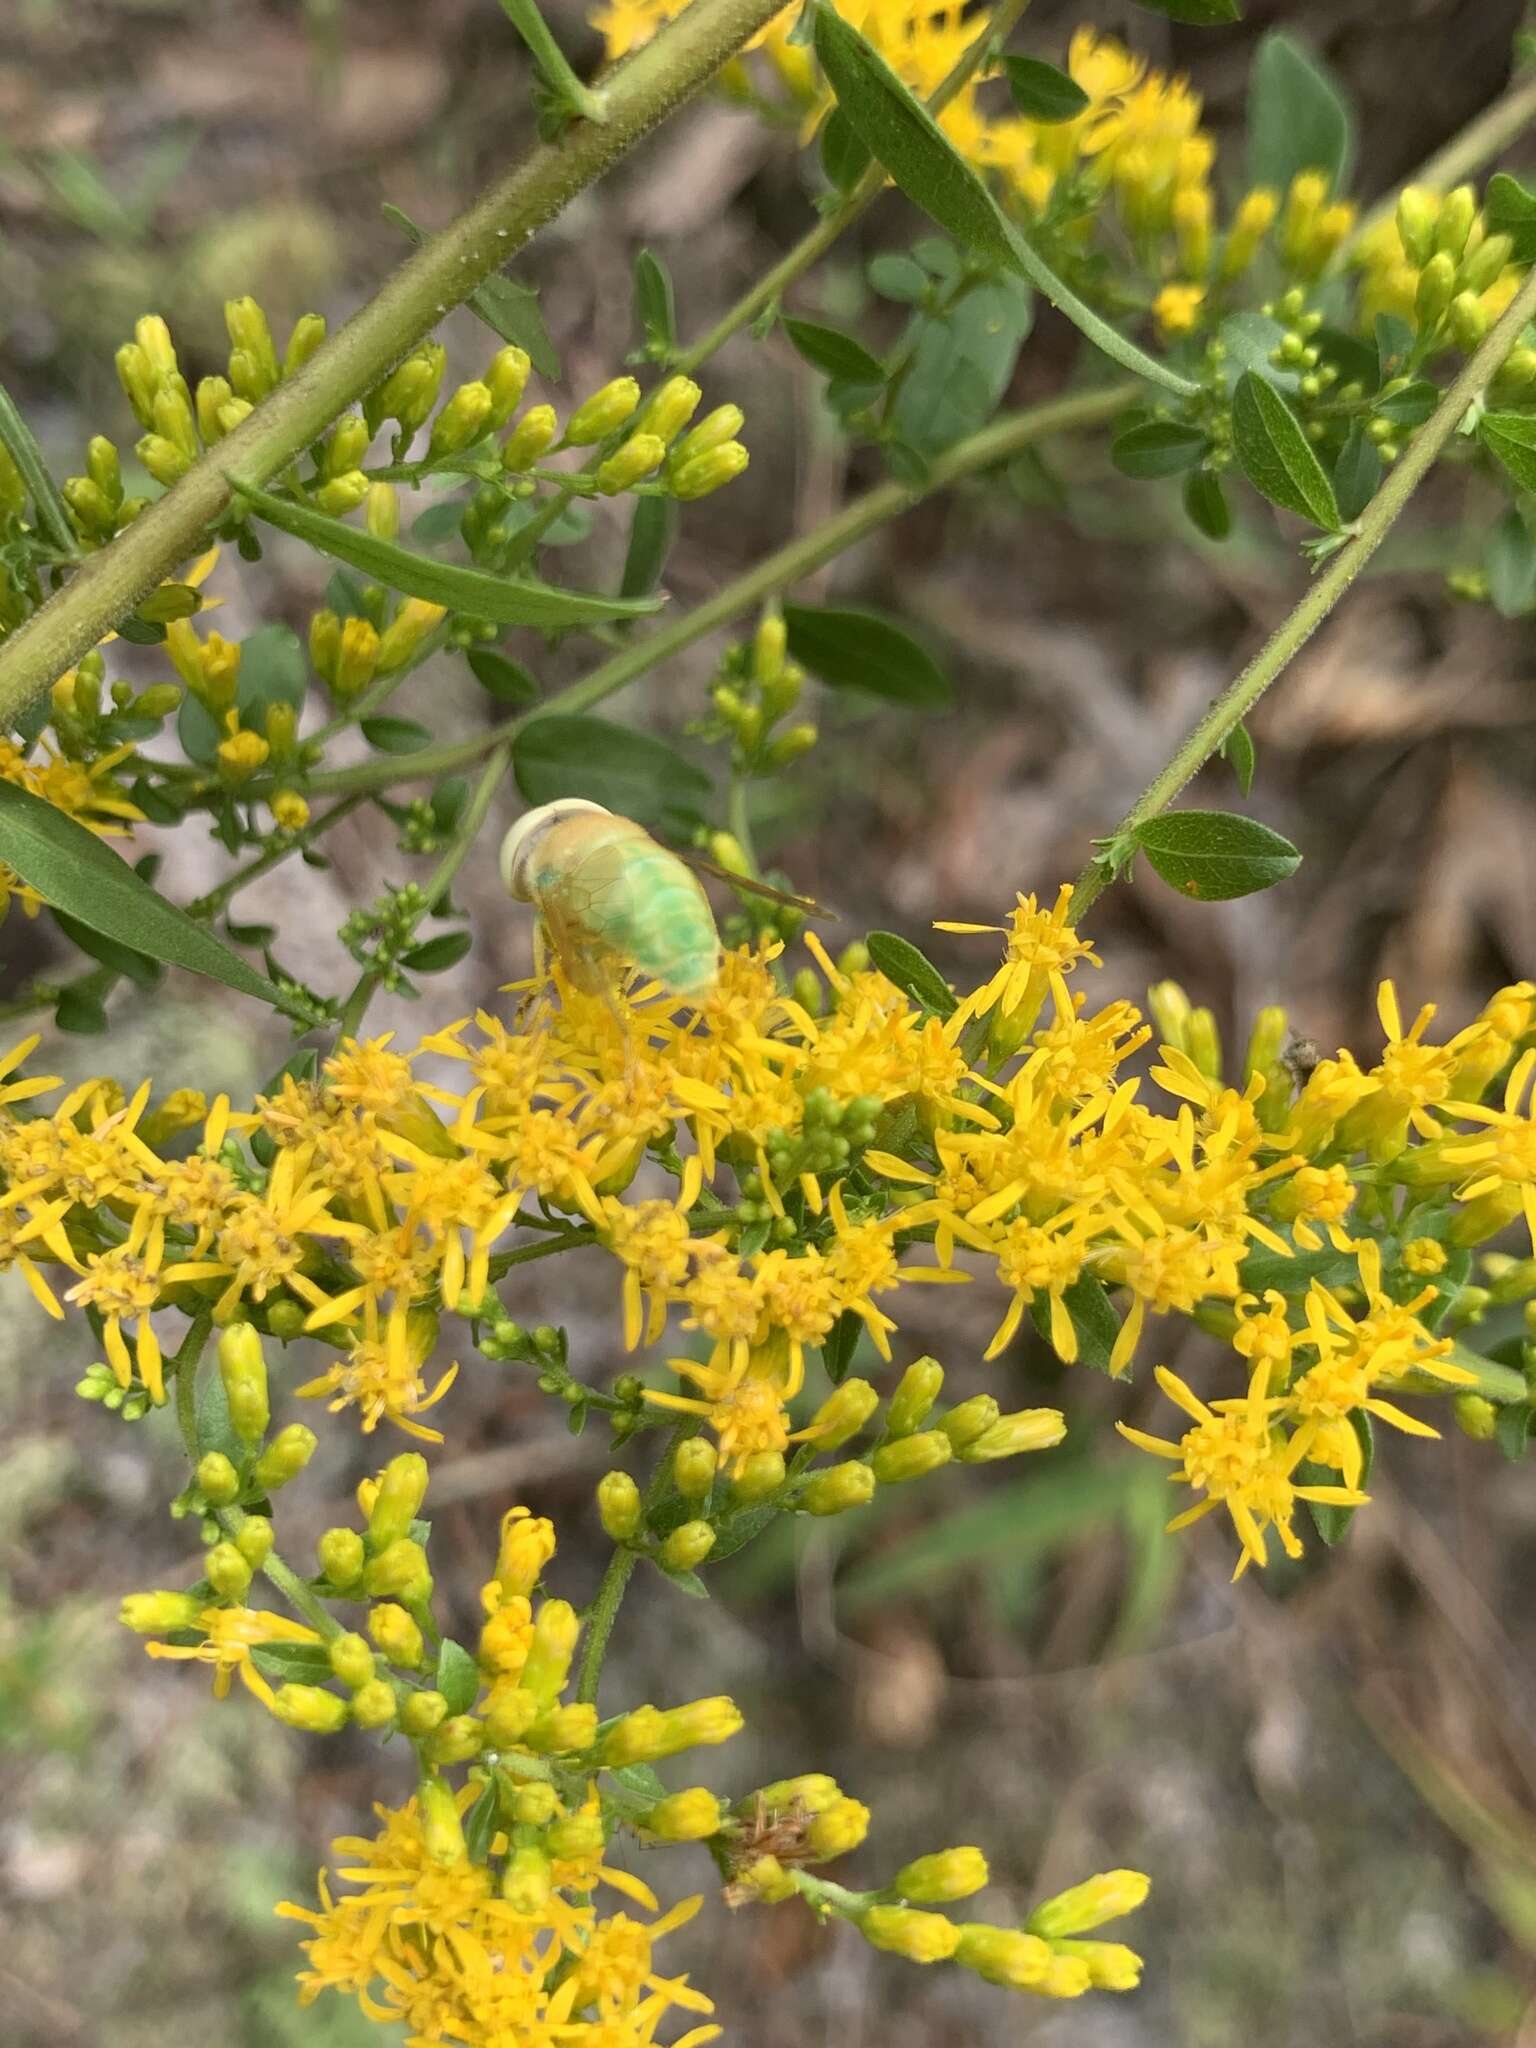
[1332,422,1381,522]
[1374,313,1414,388]
[1486,172,1536,264]
[1183,469,1231,540]
[820,107,872,190]
[1246,31,1354,196]
[53,908,162,987]
[231,479,662,630]
[633,247,676,353]
[1132,0,1240,19]
[1001,56,1089,123]
[0,377,76,557]
[0,781,304,1015]
[783,316,885,385]
[1131,807,1301,902]
[434,1639,481,1715]
[783,602,949,709]
[811,3,1198,398]
[467,648,540,704]
[383,202,559,376]
[865,930,957,1016]
[513,714,710,830]
[360,715,433,753]
[1480,410,1536,494]
[1223,720,1257,798]
[401,931,474,973]
[463,1784,499,1863]
[1231,371,1341,530]
[820,1308,863,1386]
[620,494,677,599]
[251,1641,337,1684]
[1111,419,1209,480]
[1485,508,1536,618]
[1029,1274,1122,1374]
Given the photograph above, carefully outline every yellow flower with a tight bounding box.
[143,1604,323,1708]
[938,884,1099,1035]
[296,1304,458,1442]
[1153,283,1205,337]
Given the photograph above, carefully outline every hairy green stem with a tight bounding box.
[0,0,790,726]
[1071,265,1536,918]
[184,791,373,919]
[576,1545,639,1706]
[298,380,1138,799]
[496,0,610,124]
[674,0,1035,374]
[0,378,77,558]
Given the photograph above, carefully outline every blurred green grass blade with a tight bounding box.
[0,376,76,556]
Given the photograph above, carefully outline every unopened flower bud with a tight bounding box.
[272,1683,350,1733]
[521,1599,580,1704]
[671,441,749,499]
[959,1408,1067,1461]
[886,1357,944,1437]
[309,609,342,685]
[321,414,369,481]
[737,1853,797,1902]
[196,1451,241,1507]
[218,1323,269,1444]
[871,1430,952,1484]
[501,404,560,472]
[565,376,641,445]
[366,481,399,539]
[271,789,309,832]
[602,1695,743,1765]
[429,380,494,458]
[1415,251,1457,332]
[597,1470,642,1541]
[217,724,270,786]
[137,434,192,487]
[426,1714,486,1765]
[64,477,114,537]
[135,683,183,720]
[419,1777,466,1865]
[399,1689,449,1737]
[547,1808,606,1860]
[954,1924,1052,1987]
[514,1783,559,1827]
[492,1507,556,1600]
[283,313,327,375]
[595,432,666,495]
[1395,184,1438,267]
[486,345,532,426]
[501,1843,552,1911]
[1432,184,1477,263]
[660,1519,716,1572]
[896,1848,990,1903]
[318,1526,366,1590]
[315,469,369,517]
[1449,290,1488,351]
[647,1788,723,1841]
[526,1702,598,1753]
[1461,231,1514,296]
[766,721,817,769]
[800,1460,876,1516]
[369,345,446,436]
[1454,1392,1498,1440]
[751,1773,841,1817]
[368,1454,430,1550]
[350,1678,397,1729]
[807,1795,869,1860]
[860,1905,960,1963]
[671,404,744,467]
[249,1424,316,1493]
[363,1537,432,1602]
[806,1377,879,1451]
[235,1517,274,1569]
[939,1395,1000,1450]
[332,615,382,699]
[483,1682,539,1745]
[116,343,160,428]
[376,598,446,674]
[328,1632,375,1689]
[733,1450,784,1502]
[121,1590,203,1634]
[225,297,280,396]
[1051,1938,1144,1990]
[672,1437,717,1499]
[205,1541,253,1599]
[1029,1868,1150,1939]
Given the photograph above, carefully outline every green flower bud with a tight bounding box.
[309,609,342,685]
[350,1678,398,1729]
[601,1695,743,1765]
[1028,1868,1150,1939]
[376,598,444,674]
[271,1683,350,1733]
[315,469,370,517]
[362,1537,432,1602]
[225,296,280,395]
[1432,184,1477,262]
[136,434,192,488]
[670,404,744,467]
[133,683,183,719]
[368,1453,430,1549]
[195,1451,240,1507]
[84,434,122,506]
[425,1713,486,1765]
[953,1924,1051,1987]
[733,1450,785,1502]
[1448,290,1488,352]
[368,344,446,436]
[399,1689,449,1736]
[1395,184,1438,267]
[859,1905,960,1963]
[428,380,494,458]
[283,312,327,376]
[753,608,786,684]
[565,376,641,444]
[252,1424,317,1492]
[886,1356,944,1437]
[483,1683,539,1745]
[958,1408,1066,1462]
[502,403,559,471]
[1454,1392,1498,1440]
[318,1526,366,1590]
[660,1519,716,1572]
[525,1701,598,1754]
[1050,1938,1143,1990]
[806,1377,879,1451]
[136,581,200,624]
[501,1844,552,1911]
[647,1788,723,1841]
[939,1396,1000,1450]
[806,1795,869,1859]
[323,413,371,479]
[547,1808,606,1860]
[486,345,532,426]
[637,375,703,444]
[672,1436,717,1500]
[1460,231,1514,295]
[871,1430,952,1485]
[1414,251,1457,332]
[328,1632,376,1689]
[120,1590,203,1634]
[116,342,160,429]
[595,432,666,495]
[799,1460,876,1517]
[418,1777,466,1865]
[597,1470,642,1541]
[670,440,750,499]
[520,1598,580,1704]
[235,1517,274,1569]
[895,1847,990,1903]
[513,1782,559,1826]
[366,481,399,540]
[750,1773,841,1817]
[218,1323,269,1444]
[765,722,817,769]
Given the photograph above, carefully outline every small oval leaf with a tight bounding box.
[467,648,540,704]
[1131,808,1301,902]
[360,715,432,753]
[1232,371,1341,531]
[1111,419,1210,480]
[783,317,886,386]
[783,602,949,710]
[865,930,957,1017]
[513,715,710,831]
[1246,31,1354,197]
[1480,410,1536,494]
[1001,56,1089,123]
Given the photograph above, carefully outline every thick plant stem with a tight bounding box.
[1071,265,1536,920]
[0,0,789,727]
[675,0,1036,374]
[576,1545,639,1706]
[300,379,1139,799]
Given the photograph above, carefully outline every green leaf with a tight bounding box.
[887,273,1033,456]
[53,908,161,987]
[1374,379,1439,428]
[513,714,711,831]
[435,1639,481,1715]
[1029,1274,1122,1374]
[1374,313,1414,388]
[1111,418,1210,479]
[1131,807,1301,902]
[783,602,949,709]
[1223,720,1256,798]
[463,1783,499,1862]
[1001,56,1089,123]
[360,715,432,753]
[411,501,467,546]
[179,622,306,766]
[1231,371,1341,530]
[55,984,109,1035]
[820,1307,864,1386]
[1131,0,1240,19]
[820,107,872,190]
[1486,508,1536,618]
[1480,410,1536,494]
[0,376,76,558]
[865,930,957,1016]
[1332,422,1381,522]
[0,781,305,1015]
[1183,469,1231,540]
[783,316,885,386]
[1246,31,1354,197]
[1217,312,1301,395]
[401,930,473,973]
[811,3,1198,398]
[633,247,676,354]
[620,494,678,599]
[232,479,661,631]
[1302,1411,1372,1545]
[1486,172,1536,264]
[383,202,559,376]
[867,252,930,303]
[467,648,540,704]
[251,1641,337,1684]
[659,1566,710,1599]
[1497,1400,1535,1462]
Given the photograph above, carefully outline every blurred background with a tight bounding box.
[5,1,1536,2042]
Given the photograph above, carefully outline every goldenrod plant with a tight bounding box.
[5,0,1536,2036]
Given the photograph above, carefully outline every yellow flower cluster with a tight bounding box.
[1351,181,1524,351]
